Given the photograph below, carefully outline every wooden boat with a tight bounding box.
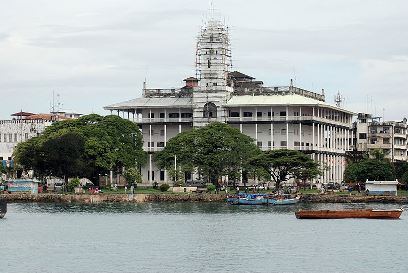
[271,196,300,205]
[0,200,6,219]
[295,209,403,219]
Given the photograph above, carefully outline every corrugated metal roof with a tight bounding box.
[104,97,192,110]
[225,94,354,113]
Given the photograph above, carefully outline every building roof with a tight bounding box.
[11,111,35,117]
[183,77,198,81]
[104,97,193,110]
[225,94,354,113]
[229,71,255,80]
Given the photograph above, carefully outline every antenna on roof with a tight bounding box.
[334,91,344,108]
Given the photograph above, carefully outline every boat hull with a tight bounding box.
[271,198,300,205]
[295,209,402,219]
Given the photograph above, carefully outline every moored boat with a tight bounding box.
[295,209,403,219]
[271,196,300,205]
[0,199,6,219]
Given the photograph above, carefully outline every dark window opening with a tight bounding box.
[243,112,253,117]
[203,102,217,118]
[169,113,180,118]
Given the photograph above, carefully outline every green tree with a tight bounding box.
[344,159,395,183]
[123,167,142,185]
[155,122,261,187]
[13,114,146,184]
[251,149,321,190]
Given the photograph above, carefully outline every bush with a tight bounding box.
[67,178,81,192]
[159,183,170,192]
[206,183,216,193]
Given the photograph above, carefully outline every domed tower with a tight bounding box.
[193,15,233,127]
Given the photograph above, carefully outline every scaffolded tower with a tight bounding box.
[193,15,233,127]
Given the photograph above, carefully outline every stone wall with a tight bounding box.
[1,193,408,204]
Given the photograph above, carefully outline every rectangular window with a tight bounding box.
[169,113,179,118]
[257,141,262,148]
[257,112,262,117]
[148,113,155,118]
[383,138,390,144]
[4,134,6,142]
[147,142,154,147]
[160,170,165,181]
[25,133,29,141]
[157,142,165,147]
[268,112,274,117]
[9,134,12,142]
[280,141,287,147]
[230,112,240,117]
[243,112,253,117]
[370,127,377,134]
[14,133,18,142]
[359,133,367,140]
[280,111,286,116]
[181,113,193,118]
[294,112,299,116]
[294,141,300,147]
[159,113,165,119]
[268,141,272,148]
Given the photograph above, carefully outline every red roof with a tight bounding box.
[11,111,35,117]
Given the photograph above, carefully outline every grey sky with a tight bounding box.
[0,0,407,120]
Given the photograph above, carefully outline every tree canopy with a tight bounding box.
[343,158,395,183]
[250,149,321,189]
[13,114,146,183]
[154,122,261,185]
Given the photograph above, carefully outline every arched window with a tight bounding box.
[203,102,217,118]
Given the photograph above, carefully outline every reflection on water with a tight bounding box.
[1,202,407,273]
[9,201,404,215]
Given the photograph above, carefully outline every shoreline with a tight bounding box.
[1,193,408,204]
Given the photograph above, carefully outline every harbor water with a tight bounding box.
[1,202,407,273]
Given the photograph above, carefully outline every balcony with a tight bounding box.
[226,116,351,127]
[135,117,193,124]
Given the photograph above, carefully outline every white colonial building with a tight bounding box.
[0,111,82,166]
[105,17,354,186]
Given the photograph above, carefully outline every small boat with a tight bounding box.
[271,196,300,205]
[295,209,403,219]
[237,195,265,205]
[0,200,6,219]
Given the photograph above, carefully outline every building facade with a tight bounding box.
[0,111,82,165]
[105,17,354,185]
[353,113,407,161]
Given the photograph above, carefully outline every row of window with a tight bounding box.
[147,170,193,181]
[256,141,313,148]
[229,111,288,118]
[148,113,193,119]
[0,133,29,143]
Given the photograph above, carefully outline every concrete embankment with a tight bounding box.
[0,193,227,204]
[1,193,408,204]
[301,194,408,204]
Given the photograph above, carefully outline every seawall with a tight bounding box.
[1,193,408,204]
[0,193,227,204]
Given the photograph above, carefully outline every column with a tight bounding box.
[299,106,302,150]
[270,106,274,150]
[178,108,181,133]
[240,107,243,133]
[286,106,289,148]
[149,154,152,185]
